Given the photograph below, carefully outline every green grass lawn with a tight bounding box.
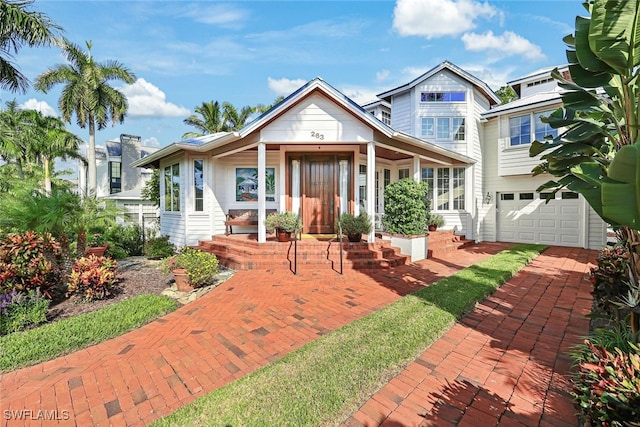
[0,294,177,372]
[152,243,546,427]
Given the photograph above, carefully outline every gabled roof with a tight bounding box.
[376,61,501,105]
[482,90,562,119]
[132,77,475,168]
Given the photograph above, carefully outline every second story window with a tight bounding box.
[421,117,465,141]
[381,111,391,125]
[420,91,466,102]
[509,110,557,146]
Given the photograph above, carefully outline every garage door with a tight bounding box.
[497,191,582,247]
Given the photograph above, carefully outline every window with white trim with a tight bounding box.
[422,166,465,211]
[194,160,204,212]
[381,111,391,125]
[509,110,557,146]
[163,163,180,212]
[421,117,465,141]
[420,92,465,102]
[398,168,410,179]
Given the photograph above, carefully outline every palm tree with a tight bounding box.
[182,100,228,139]
[222,102,256,130]
[34,39,136,196]
[0,0,62,93]
[22,110,84,195]
[0,100,29,178]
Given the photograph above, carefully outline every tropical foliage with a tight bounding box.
[34,39,136,195]
[0,0,62,93]
[66,255,118,301]
[158,247,219,288]
[182,100,260,139]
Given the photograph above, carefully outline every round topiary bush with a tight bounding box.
[381,178,430,236]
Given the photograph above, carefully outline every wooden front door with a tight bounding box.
[303,156,335,234]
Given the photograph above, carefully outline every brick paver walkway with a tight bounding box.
[0,244,594,427]
[343,245,595,427]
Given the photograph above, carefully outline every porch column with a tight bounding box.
[257,142,267,243]
[367,142,376,242]
[413,155,421,182]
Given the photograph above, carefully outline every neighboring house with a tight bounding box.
[80,134,160,229]
[132,61,607,250]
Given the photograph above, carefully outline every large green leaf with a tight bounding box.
[602,144,640,228]
[589,0,640,76]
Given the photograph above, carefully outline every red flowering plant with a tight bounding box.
[66,255,118,301]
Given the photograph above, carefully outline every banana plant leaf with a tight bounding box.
[602,144,640,228]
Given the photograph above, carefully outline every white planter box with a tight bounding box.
[389,234,428,262]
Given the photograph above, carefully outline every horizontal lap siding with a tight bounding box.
[391,92,411,133]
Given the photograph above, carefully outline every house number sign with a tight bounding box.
[311,131,324,140]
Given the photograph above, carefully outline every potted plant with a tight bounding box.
[159,247,219,292]
[381,178,430,261]
[85,233,108,257]
[427,213,445,232]
[264,211,302,242]
[337,212,373,242]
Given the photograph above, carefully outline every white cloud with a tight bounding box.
[457,63,516,89]
[341,86,381,106]
[120,78,191,117]
[142,136,161,147]
[393,0,498,39]
[19,99,57,117]
[178,4,248,27]
[376,69,391,83]
[267,77,307,96]
[461,31,546,61]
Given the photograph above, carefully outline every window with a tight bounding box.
[359,165,367,212]
[398,168,410,179]
[164,163,180,212]
[453,118,465,141]
[534,111,557,141]
[436,168,450,210]
[509,114,531,146]
[421,118,434,138]
[561,192,579,200]
[509,110,557,146]
[452,168,465,209]
[421,167,434,209]
[381,111,391,125]
[519,193,534,200]
[109,162,121,194]
[422,167,465,211]
[420,117,465,141]
[194,160,204,212]
[500,193,515,200]
[420,91,465,102]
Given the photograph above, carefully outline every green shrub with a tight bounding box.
[66,255,118,301]
[590,245,630,321]
[104,224,144,258]
[572,339,640,426]
[336,212,373,236]
[0,289,50,335]
[0,232,63,298]
[264,211,302,233]
[159,247,218,287]
[427,212,445,228]
[144,235,176,259]
[381,178,430,235]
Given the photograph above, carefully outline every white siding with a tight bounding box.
[261,94,373,143]
[183,155,215,246]
[391,92,411,133]
[587,205,607,250]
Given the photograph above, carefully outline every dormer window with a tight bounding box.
[420,91,465,102]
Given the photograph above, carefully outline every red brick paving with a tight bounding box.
[343,245,595,427]
[0,243,595,427]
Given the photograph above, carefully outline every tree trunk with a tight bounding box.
[76,229,87,259]
[87,120,96,196]
[620,226,640,336]
[44,156,51,196]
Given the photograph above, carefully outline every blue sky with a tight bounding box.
[5,0,585,150]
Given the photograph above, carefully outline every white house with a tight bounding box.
[132,61,607,251]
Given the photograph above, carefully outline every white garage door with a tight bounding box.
[497,191,583,247]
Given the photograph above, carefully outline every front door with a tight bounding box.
[303,155,335,234]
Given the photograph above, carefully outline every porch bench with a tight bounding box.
[225,209,277,235]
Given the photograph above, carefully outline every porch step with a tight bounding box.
[196,235,408,271]
[427,230,475,258]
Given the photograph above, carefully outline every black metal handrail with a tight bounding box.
[338,210,343,275]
